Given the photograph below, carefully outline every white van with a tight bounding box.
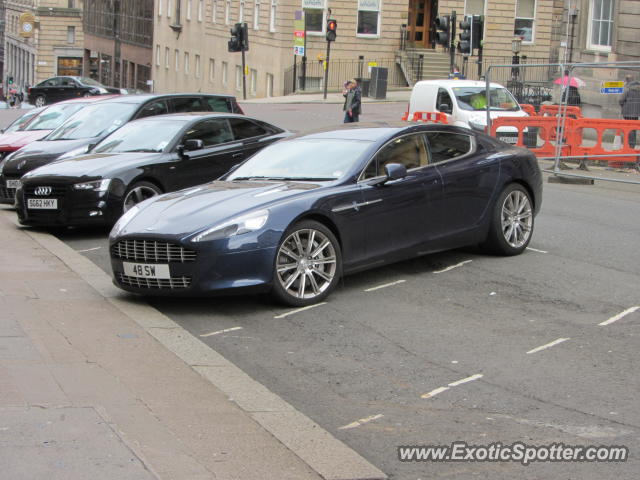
[407,79,530,144]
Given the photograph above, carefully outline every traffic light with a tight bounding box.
[435,16,450,47]
[7,77,14,85]
[326,19,337,42]
[457,15,472,55]
[472,15,483,50]
[228,23,248,52]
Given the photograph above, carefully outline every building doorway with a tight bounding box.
[407,0,437,48]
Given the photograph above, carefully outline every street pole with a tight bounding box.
[241,48,247,100]
[323,40,331,100]
[293,55,297,93]
[450,11,456,74]
[302,13,307,90]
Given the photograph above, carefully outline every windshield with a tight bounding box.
[79,77,106,87]
[453,87,521,111]
[3,109,43,133]
[24,103,86,131]
[228,138,373,181]
[93,119,187,153]
[47,103,137,141]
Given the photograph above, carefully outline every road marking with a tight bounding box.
[199,326,243,337]
[433,260,472,274]
[526,337,570,354]
[526,247,548,254]
[448,373,483,387]
[364,279,406,292]
[338,414,384,430]
[599,306,640,326]
[421,386,450,399]
[77,246,101,253]
[274,302,327,319]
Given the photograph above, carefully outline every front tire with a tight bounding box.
[272,220,342,307]
[122,181,162,213]
[482,183,534,255]
[34,96,46,107]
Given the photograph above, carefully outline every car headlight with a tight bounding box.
[73,179,111,192]
[191,209,269,243]
[469,120,486,132]
[110,205,140,239]
[57,145,90,161]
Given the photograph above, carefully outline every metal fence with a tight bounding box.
[283,58,408,96]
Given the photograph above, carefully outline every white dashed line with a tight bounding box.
[199,326,243,337]
[526,337,570,354]
[364,279,406,292]
[599,306,640,326]
[421,386,450,399]
[448,373,484,387]
[526,247,548,254]
[433,260,472,274]
[274,302,327,319]
[77,246,102,253]
[338,414,384,430]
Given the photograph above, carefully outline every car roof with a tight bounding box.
[128,112,274,126]
[56,95,120,104]
[284,122,465,142]
[95,93,237,104]
[414,79,507,89]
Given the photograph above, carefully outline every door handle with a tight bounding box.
[232,152,244,158]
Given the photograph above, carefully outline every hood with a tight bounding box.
[119,180,322,238]
[3,138,94,176]
[0,130,52,151]
[21,152,161,181]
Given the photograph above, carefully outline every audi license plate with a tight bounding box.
[27,198,57,209]
[6,179,21,189]
[123,262,171,280]
[499,136,518,144]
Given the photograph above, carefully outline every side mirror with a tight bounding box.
[176,144,186,160]
[184,139,204,151]
[438,103,452,114]
[384,163,407,181]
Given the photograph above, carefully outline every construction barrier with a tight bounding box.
[490,116,571,158]
[402,111,448,123]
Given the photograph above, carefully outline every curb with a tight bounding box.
[8,212,387,480]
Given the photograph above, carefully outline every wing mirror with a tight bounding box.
[438,103,452,114]
[369,163,407,186]
[177,139,204,160]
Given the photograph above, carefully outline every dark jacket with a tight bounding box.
[561,86,581,107]
[620,80,640,118]
[343,86,362,115]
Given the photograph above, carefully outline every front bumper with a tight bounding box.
[109,234,278,296]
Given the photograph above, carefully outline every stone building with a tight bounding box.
[0,1,5,86]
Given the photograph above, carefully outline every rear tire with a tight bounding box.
[272,220,342,307]
[34,96,46,107]
[482,183,534,256]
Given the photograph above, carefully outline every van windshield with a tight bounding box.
[452,87,520,112]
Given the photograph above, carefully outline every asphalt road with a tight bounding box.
[3,104,640,479]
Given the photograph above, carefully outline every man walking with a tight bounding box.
[343,79,362,123]
[620,75,640,148]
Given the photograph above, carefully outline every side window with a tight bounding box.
[182,119,233,146]
[229,118,268,140]
[136,100,169,119]
[45,78,60,87]
[362,134,428,179]
[60,77,75,87]
[424,132,473,163]
[171,96,207,112]
[436,88,453,112]
[206,97,232,112]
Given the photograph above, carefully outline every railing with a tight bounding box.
[83,0,153,48]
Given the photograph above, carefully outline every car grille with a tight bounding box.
[24,185,68,197]
[116,272,192,290]
[111,239,197,263]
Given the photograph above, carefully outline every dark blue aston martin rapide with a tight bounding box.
[109,122,542,306]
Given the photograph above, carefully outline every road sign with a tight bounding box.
[294,11,305,57]
[600,81,624,94]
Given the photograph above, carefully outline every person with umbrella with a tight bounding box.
[554,70,585,107]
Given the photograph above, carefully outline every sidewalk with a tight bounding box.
[0,209,385,480]
[241,89,411,105]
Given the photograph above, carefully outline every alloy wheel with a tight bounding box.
[123,185,160,212]
[501,189,533,248]
[276,228,337,300]
[34,96,46,107]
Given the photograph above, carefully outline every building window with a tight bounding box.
[168,0,173,17]
[57,57,82,76]
[254,0,261,29]
[465,0,485,15]
[68,0,76,8]
[514,0,535,43]
[198,0,203,21]
[209,58,215,81]
[175,49,180,70]
[357,0,380,36]
[303,0,326,34]
[159,0,163,15]
[175,0,182,23]
[195,54,201,77]
[225,0,231,24]
[185,52,190,74]
[156,45,161,66]
[588,0,614,50]
[67,26,76,44]
[165,47,170,68]
[213,0,218,22]
[266,73,274,97]
[250,68,257,94]
[239,0,245,22]
[187,0,192,20]
[269,0,277,31]
[236,65,243,90]
[222,61,228,85]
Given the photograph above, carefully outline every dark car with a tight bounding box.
[1,93,244,204]
[15,113,289,226]
[28,76,121,107]
[108,122,543,306]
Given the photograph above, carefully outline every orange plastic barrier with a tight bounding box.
[539,105,583,119]
[402,111,448,124]
[519,104,537,116]
[490,116,572,157]
[570,118,640,166]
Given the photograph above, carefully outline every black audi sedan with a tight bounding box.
[28,76,121,107]
[15,113,288,226]
[108,122,543,306]
[1,93,244,203]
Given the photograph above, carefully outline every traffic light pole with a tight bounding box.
[242,49,247,100]
[450,11,456,74]
[302,14,307,91]
[323,40,331,100]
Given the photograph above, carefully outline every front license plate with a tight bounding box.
[123,262,171,279]
[499,136,518,144]
[6,179,21,189]
[27,198,58,209]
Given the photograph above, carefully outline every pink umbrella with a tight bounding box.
[554,75,586,88]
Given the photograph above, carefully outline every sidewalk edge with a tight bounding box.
[9,213,387,480]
